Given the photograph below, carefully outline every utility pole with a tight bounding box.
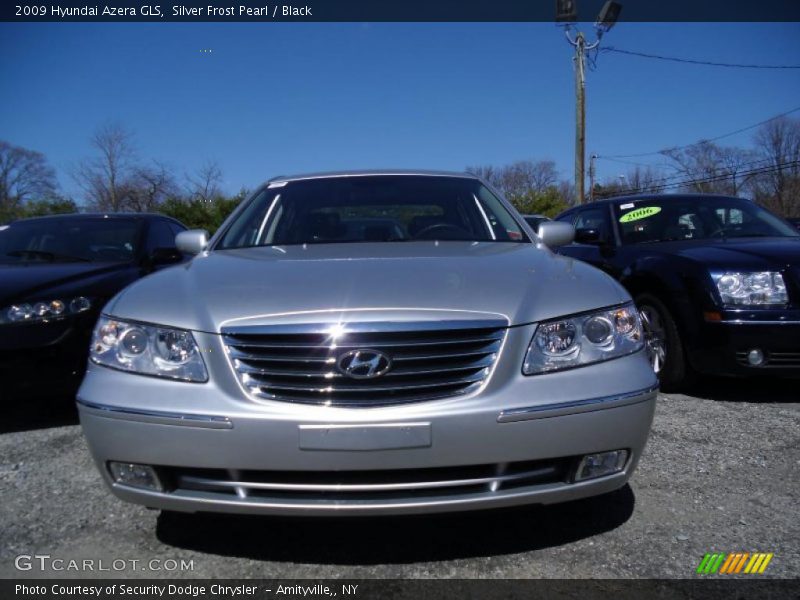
[574,32,587,204]
[589,153,597,201]
[558,0,622,204]
[565,28,597,204]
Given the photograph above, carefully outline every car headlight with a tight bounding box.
[0,296,92,325]
[711,271,788,306]
[523,303,644,375]
[90,316,208,382]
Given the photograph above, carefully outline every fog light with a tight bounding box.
[575,450,628,482]
[108,462,163,491]
[747,348,765,366]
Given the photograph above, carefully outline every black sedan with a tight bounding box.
[554,194,800,389]
[0,213,187,398]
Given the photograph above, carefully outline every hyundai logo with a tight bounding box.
[337,349,392,379]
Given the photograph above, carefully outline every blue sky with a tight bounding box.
[1,22,799,200]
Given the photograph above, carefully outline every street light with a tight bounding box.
[595,1,622,34]
[555,0,578,22]
[558,0,622,203]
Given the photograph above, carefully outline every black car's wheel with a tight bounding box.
[635,293,691,391]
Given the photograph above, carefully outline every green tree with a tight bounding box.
[508,187,568,217]
[160,190,245,235]
[22,197,78,217]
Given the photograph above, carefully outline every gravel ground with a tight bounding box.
[1,377,798,580]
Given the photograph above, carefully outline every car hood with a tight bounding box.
[644,237,800,270]
[107,242,630,331]
[0,261,132,306]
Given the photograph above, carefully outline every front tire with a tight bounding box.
[635,293,692,391]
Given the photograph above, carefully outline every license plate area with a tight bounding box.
[298,423,432,451]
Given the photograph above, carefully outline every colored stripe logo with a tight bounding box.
[696,552,774,575]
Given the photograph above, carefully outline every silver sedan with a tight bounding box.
[78,171,657,516]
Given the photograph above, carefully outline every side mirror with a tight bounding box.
[537,221,575,248]
[175,229,209,255]
[149,247,184,266]
[574,227,605,245]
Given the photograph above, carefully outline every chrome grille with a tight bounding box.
[160,458,572,502]
[222,320,507,406]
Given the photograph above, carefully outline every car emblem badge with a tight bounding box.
[337,349,392,379]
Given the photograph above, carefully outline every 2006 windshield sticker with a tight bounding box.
[619,206,662,223]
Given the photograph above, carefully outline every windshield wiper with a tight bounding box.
[6,249,91,262]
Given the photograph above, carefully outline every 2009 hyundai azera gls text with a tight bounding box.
[78,171,658,516]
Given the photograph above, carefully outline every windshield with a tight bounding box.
[613,196,799,244]
[0,217,142,263]
[216,175,528,249]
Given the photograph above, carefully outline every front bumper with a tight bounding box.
[0,313,97,397]
[77,330,658,516]
[688,315,800,377]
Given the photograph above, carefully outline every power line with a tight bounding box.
[596,160,799,197]
[655,161,799,192]
[601,47,800,70]
[597,161,799,197]
[599,156,780,188]
[600,106,800,159]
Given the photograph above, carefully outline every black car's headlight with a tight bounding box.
[90,316,208,382]
[0,296,92,325]
[523,303,644,375]
[711,271,788,306]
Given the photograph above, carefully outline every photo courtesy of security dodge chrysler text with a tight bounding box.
[77,171,658,516]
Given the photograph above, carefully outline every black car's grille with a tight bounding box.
[736,350,800,368]
[222,320,507,406]
[159,458,573,503]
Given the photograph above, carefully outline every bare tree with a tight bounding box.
[661,142,757,195]
[750,116,800,217]
[492,160,558,199]
[0,141,58,216]
[625,166,667,194]
[468,160,574,208]
[465,165,499,188]
[467,160,559,198]
[185,160,223,203]
[125,162,177,212]
[74,123,136,211]
[557,180,576,206]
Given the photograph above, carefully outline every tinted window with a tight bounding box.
[555,211,575,224]
[574,207,610,240]
[0,218,141,263]
[217,176,528,249]
[524,216,548,230]
[168,221,187,237]
[613,197,798,244]
[145,220,178,254]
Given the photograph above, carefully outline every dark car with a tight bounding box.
[554,194,800,389]
[787,217,800,232]
[523,214,551,231]
[0,213,187,398]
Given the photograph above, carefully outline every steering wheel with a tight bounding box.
[413,223,470,240]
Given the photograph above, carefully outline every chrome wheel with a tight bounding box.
[639,304,667,374]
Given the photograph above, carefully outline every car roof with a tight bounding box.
[267,169,479,184]
[572,193,743,210]
[11,212,183,225]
